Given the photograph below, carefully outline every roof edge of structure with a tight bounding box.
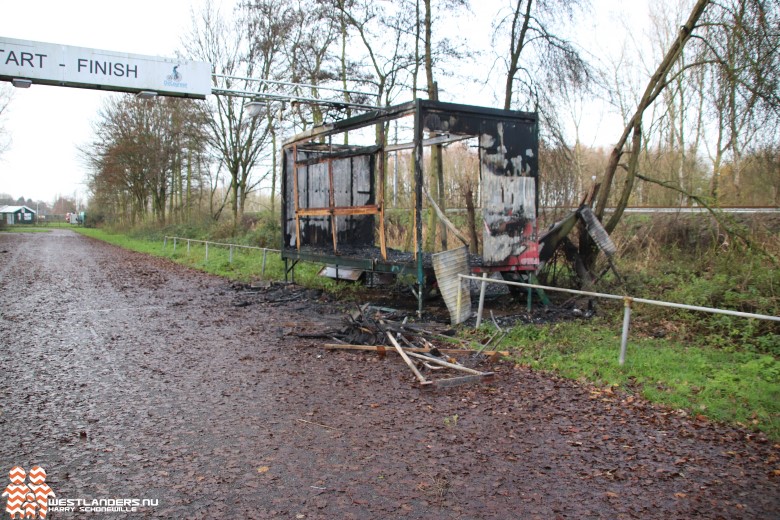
[282,99,538,147]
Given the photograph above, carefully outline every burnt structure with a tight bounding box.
[281,100,538,313]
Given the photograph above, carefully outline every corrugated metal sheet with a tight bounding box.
[579,207,617,256]
[432,247,472,325]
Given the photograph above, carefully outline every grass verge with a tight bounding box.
[0,226,52,233]
[73,227,363,297]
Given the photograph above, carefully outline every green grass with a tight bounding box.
[73,227,364,296]
[484,319,780,439]
[0,226,52,233]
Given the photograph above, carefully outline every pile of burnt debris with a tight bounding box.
[229,280,326,307]
[228,281,597,388]
[295,304,506,388]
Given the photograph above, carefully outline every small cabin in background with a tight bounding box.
[0,205,37,225]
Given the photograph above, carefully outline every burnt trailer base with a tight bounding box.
[281,99,539,314]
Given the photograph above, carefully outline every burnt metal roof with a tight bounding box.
[283,99,537,146]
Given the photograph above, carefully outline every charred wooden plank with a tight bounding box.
[429,373,495,389]
[293,145,382,166]
[321,344,509,357]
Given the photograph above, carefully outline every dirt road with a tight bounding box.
[1,229,777,519]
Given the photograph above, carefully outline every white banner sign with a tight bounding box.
[0,37,211,98]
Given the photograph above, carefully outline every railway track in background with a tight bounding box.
[604,206,780,214]
[430,206,780,215]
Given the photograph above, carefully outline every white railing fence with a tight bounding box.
[457,274,780,366]
[163,236,280,278]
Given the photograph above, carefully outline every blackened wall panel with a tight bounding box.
[283,148,377,250]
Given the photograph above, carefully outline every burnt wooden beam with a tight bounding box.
[293,145,381,166]
[429,373,495,389]
[296,205,380,217]
[321,344,509,357]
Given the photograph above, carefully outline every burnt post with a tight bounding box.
[413,99,425,315]
[377,122,387,260]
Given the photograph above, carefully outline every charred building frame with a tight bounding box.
[281,99,539,313]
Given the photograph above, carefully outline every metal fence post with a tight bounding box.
[261,249,268,277]
[229,245,233,263]
[205,242,209,262]
[163,236,167,250]
[187,240,190,254]
[475,273,488,328]
[619,297,633,366]
[173,237,177,253]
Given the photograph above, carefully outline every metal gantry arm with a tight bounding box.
[210,73,381,112]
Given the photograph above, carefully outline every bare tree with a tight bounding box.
[183,1,275,227]
[245,0,299,214]
[421,0,469,251]
[333,0,416,108]
[592,0,710,239]
[0,85,12,157]
[589,0,777,264]
[499,1,589,108]
[570,0,776,273]
[495,0,592,243]
[496,0,590,147]
[283,0,341,129]
[631,3,710,207]
[84,95,206,225]
[698,0,780,203]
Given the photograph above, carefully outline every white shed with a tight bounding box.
[0,205,37,225]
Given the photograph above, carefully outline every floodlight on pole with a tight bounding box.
[11,78,32,88]
[136,91,158,100]
[246,101,264,118]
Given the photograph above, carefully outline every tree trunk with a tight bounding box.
[596,0,709,223]
[270,128,277,215]
[186,149,192,221]
[607,123,642,231]
[583,0,710,272]
[423,0,447,250]
[503,0,533,110]
[412,0,420,100]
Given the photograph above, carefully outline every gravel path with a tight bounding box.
[0,229,777,519]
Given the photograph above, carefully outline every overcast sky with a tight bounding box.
[0,0,648,205]
[0,0,214,204]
